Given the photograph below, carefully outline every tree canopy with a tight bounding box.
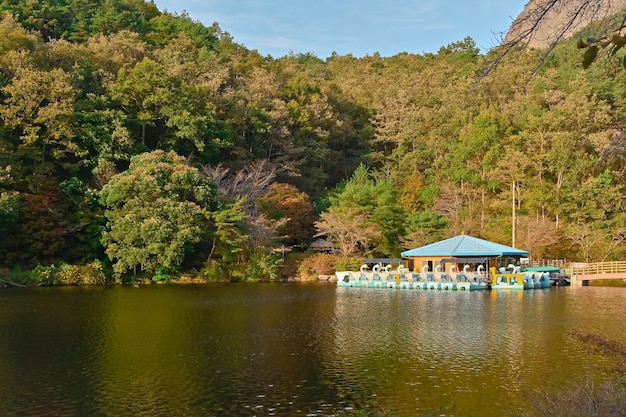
[2,1,626,281]
[100,150,216,278]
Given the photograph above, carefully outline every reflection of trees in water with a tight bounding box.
[1,286,625,415]
[0,288,114,415]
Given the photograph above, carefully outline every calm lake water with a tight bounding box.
[0,283,625,417]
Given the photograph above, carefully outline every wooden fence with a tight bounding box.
[569,261,626,276]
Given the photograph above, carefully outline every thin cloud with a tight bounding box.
[152,0,528,58]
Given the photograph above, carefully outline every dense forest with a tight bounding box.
[1,0,626,283]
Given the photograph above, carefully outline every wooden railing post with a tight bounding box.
[570,260,626,279]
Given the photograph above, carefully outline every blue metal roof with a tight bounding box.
[401,235,528,258]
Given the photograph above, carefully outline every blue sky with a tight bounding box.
[152,0,529,58]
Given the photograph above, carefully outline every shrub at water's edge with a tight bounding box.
[0,260,110,287]
[2,253,300,286]
[297,254,363,281]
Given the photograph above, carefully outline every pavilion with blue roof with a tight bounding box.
[401,234,528,274]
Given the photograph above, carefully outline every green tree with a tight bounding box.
[86,30,148,86]
[206,196,248,264]
[0,0,73,41]
[439,104,507,234]
[0,66,77,169]
[0,164,20,261]
[108,57,222,156]
[317,165,405,256]
[147,11,220,49]
[100,150,216,279]
[90,0,159,37]
[0,14,41,78]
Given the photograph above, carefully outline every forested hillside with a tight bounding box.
[1,0,626,282]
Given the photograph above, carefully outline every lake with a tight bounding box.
[0,283,624,416]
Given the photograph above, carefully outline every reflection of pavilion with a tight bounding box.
[331,287,530,413]
[401,234,529,287]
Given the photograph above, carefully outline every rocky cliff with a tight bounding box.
[505,0,626,49]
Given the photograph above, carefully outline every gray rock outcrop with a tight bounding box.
[504,0,626,49]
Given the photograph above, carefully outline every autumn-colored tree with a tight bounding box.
[315,207,381,257]
[256,182,316,247]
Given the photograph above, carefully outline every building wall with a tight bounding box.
[410,257,447,273]
[407,257,517,274]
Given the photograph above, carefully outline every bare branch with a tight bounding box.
[202,160,277,200]
[484,0,626,77]
[505,0,626,49]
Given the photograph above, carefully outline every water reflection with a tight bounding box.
[0,287,115,416]
[0,284,624,416]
